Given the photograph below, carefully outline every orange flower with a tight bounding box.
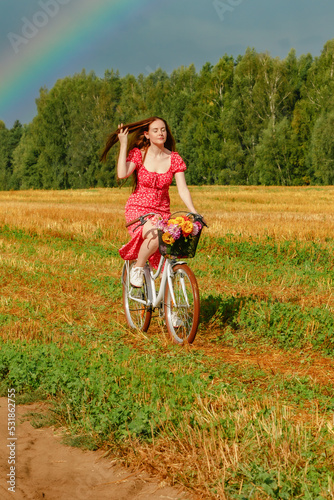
[168,216,190,228]
[182,220,193,236]
[175,216,187,226]
[162,232,175,245]
[168,218,178,226]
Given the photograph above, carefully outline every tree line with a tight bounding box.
[2,39,334,190]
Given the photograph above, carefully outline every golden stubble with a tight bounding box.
[1,185,333,338]
[1,186,334,241]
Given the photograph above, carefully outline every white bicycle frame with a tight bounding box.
[124,255,186,312]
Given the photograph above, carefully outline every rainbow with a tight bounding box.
[0,0,153,126]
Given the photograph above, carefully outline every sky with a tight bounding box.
[0,0,334,128]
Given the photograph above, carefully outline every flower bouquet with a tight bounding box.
[156,213,203,258]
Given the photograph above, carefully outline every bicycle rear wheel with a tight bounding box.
[164,263,200,344]
[122,263,152,331]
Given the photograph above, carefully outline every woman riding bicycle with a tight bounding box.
[100,116,203,288]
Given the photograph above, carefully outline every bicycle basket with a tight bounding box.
[158,212,203,259]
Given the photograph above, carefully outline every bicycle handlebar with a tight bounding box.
[190,213,208,228]
[125,213,157,229]
[126,212,208,231]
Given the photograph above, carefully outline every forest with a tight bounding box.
[1,39,334,190]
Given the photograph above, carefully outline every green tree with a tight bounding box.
[310,111,334,184]
[228,49,297,183]
[293,39,334,181]
[0,121,9,189]
[180,57,237,184]
[0,120,23,189]
[11,122,43,189]
[255,117,305,185]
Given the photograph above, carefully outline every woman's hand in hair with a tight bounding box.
[117,123,135,179]
[118,123,129,147]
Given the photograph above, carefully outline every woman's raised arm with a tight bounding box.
[117,124,136,179]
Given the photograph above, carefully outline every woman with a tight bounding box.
[101,116,202,287]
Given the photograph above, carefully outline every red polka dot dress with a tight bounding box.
[119,147,187,268]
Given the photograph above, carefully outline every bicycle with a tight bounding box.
[121,212,207,344]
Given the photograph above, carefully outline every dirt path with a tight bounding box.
[0,398,191,500]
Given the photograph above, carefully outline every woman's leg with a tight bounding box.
[135,220,159,267]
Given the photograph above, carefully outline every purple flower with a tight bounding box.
[191,221,202,236]
[167,224,181,240]
[155,219,168,231]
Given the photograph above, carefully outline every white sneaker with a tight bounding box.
[130,266,144,287]
[171,311,183,328]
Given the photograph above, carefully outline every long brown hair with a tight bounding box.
[100,117,176,188]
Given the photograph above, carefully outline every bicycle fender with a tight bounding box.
[121,262,127,283]
[171,260,187,267]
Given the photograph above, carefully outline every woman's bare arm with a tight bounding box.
[117,124,136,179]
[174,171,197,213]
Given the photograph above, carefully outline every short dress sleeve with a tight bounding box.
[171,152,187,174]
[126,148,142,169]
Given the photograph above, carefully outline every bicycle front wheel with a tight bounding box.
[122,263,152,331]
[164,263,200,344]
